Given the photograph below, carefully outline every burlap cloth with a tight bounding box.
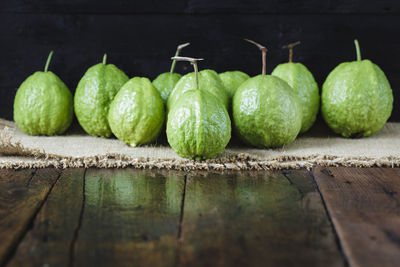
[0,118,399,170]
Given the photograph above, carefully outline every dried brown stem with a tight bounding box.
[170,42,191,73]
[282,41,301,63]
[171,56,204,90]
[177,42,190,51]
[245,39,268,75]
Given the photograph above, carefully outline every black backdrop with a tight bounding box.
[0,0,399,121]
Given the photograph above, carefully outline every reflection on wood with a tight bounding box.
[3,167,398,266]
[0,168,59,266]
[73,169,185,267]
[178,170,343,267]
[313,167,400,267]
[7,169,85,267]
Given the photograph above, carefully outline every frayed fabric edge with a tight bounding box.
[1,126,400,170]
[1,155,399,171]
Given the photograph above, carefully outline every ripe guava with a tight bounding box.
[232,40,302,147]
[108,77,165,146]
[166,57,231,159]
[74,54,129,137]
[14,51,73,135]
[321,40,393,137]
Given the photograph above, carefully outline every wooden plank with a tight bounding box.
[313,167,400,267]
[7,168,85,267]
[186,0,400,14]
[0,168,60,266]
[0,0,398,14]
[1,13,399,121]
[178,170,344,267]
[72,169,185,267]
[0,0,187,14]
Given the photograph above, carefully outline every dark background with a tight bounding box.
[0,0,399,121]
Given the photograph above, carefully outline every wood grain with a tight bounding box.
[0,0,398,14]
[186,0,400,14]
[0,168,60,266]
[313,167,400,267]
[7,168,85,267]
[0,0,187,14]
[177,170,344,267]
[2,167,400,267]
[72,169,185,267]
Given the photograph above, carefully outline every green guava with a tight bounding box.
[233,75,302,147]
[152,73,182,103]
[167,69,229,111]
[321,40,393,138]
[219,71,250,99]
[167,89,231,160]
[108,77,165,146]
[166,56,231,160]
[152,43,190,103]
[74,54,129,137]
[232,39,302,147]
[272,63,319,133]
[13,51,73,135]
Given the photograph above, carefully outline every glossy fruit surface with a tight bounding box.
[219,71,250,99]
[152,42,189,104]
[74,58,129,137]
[14,52,73,135]
[108,77,165,146]
[272,63,319,133]
[167,89,231,160]
[233,74,302,147]
[152,72,182,103]
[167,69,229,111]
[322,59,393,137]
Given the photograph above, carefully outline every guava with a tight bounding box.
[152,73,182,103]
[13,51,73,135]
[321,39,393,138]
[74,54,129,137]
[108,77,165,146]
[219,71,250,99]
[232,40,302,147]
[152,43,190,103]
[271,41,319,133]
[166,57,231,160]
[167,69,229,111]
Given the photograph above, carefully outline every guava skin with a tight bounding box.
[272,63,319,133]
[152,72,182,103]
[219,71,250,99]
[14,71,73,135]
[108,77,165,147]
[167,90,231,160]
[321,59,393,138]
[233,75,302,147]
[167,69,229,111]
[74,63,129,138]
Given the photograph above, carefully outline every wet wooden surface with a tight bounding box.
[313,167,400,267]
[0,167,399,266]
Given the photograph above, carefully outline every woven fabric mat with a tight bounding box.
[1,118,399,170]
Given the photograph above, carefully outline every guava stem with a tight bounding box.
[354,39,361,61]
[193,62,199,90]
[170,42,190,73]
[103,54,107,64]
[245,39,267,75]
[282,41,301,63]
[44,51,54,72]
[171,56,204,90]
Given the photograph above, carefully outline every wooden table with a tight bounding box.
[0,167,399,267]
